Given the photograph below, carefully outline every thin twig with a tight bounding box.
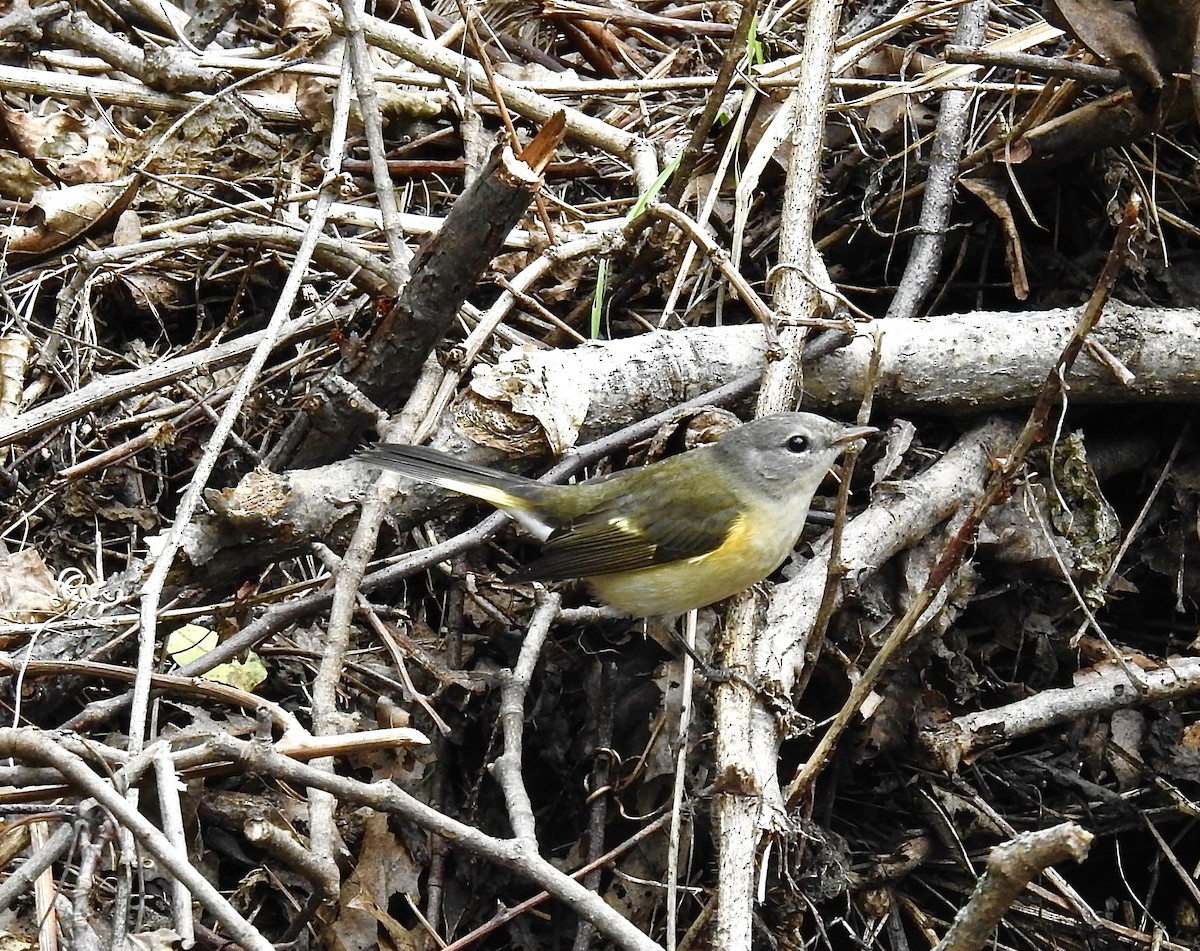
[0,729,276,951]
[490,592,561,845]
[794,330,882,699]
[206,732,663,951]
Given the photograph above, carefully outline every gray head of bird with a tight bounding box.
[711,412,876,501]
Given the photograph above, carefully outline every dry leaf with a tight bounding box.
[960,177,1030,300]
[1,174,138,257]
[0,549,61,624]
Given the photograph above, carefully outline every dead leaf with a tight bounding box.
[1,174,138,257]
[0,100,123,184]
[1046,0,1200,109]
[960,177,1030,300]
[0,150,53,200]
[0,549,61,624]
[123,929,181,951]
[280,0,333,42]
[332,812,423,951]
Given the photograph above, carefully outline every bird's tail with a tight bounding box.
[354,444,540,512]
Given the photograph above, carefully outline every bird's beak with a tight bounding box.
[834,425,878,446]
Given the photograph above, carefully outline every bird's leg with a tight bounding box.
[663,614,758,692]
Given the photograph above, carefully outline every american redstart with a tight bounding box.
[357,413,875,616]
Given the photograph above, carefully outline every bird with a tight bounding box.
[357,412,875,616]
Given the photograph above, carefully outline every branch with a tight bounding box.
[934,823,1093,951]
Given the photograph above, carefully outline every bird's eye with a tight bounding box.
[786,435,809,453]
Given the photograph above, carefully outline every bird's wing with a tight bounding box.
[514,491,739,581]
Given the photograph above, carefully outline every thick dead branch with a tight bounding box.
[347,119,565,405]
[173,304,1196,568]
[922,655,1200,771]
[934,823,1093,951]
[436,307,1200,447]
[293,117,568,465]
[885,0,988,319]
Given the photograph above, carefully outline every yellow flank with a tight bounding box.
[686,511,759,566]
[585,504,802,616]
